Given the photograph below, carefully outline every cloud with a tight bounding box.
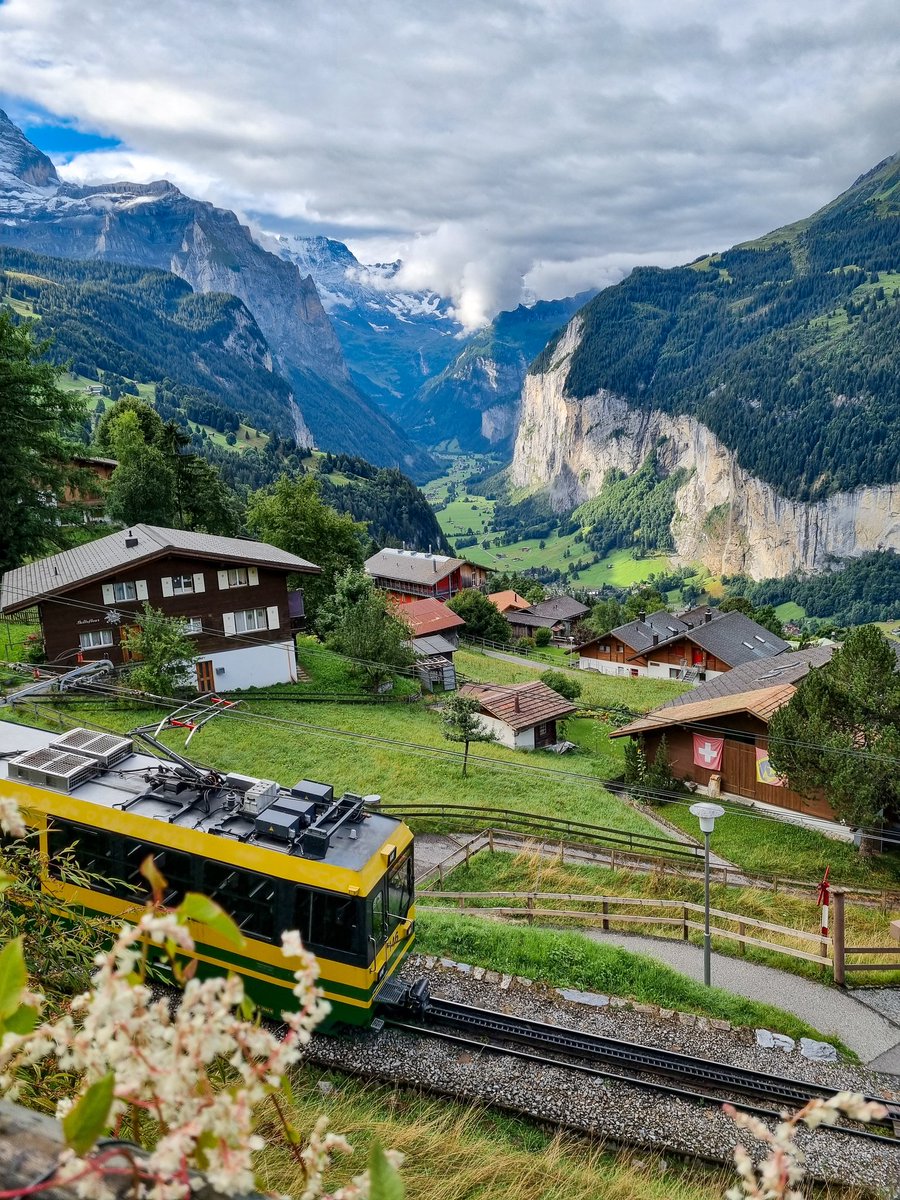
[1,0,899,326]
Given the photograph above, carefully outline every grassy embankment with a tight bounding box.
[426,849,900,987]
[414,910,845,1048]
[261,1065,732,1200]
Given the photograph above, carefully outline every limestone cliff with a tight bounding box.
[511,320,900,579]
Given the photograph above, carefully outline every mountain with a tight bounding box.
[402,291,595,451]
[512,153,900,578]
[260,232,462,410]
[0,111,432,476]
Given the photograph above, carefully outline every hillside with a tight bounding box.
[513,153,900,579]
[0,110,432,476]
[532,154,900,501]
[405,292,594,452]
[0,247,296,434]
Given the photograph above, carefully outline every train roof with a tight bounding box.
[0,720,407,874]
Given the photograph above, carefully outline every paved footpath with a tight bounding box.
[583,929,900,1070]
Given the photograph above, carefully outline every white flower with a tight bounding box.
[0,796,26,838]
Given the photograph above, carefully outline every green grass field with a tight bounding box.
[774,601,806,621]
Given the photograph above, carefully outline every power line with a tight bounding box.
[6,580,900,768]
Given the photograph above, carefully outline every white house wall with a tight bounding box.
[475,712,536,750]
[194,640,298,690]
[577,657,724,684]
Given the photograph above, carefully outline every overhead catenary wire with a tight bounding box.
[7,577,900,771]
[64,674,900,846]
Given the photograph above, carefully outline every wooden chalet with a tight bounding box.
[460,681,576,750]
[576,609,789,683]
[611,647,836,818]
[365,548,487,602]
[0,524,320,691]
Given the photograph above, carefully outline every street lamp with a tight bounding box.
[690,801,725,986]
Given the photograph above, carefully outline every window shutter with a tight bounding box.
[192,572,206,593]
[136,580,148,601]
[266,605,280,630]
[217,570,229,590]
[101,583,114,605]
[161,577,174,598]
[223,612,236,636]
[248,566,259,586]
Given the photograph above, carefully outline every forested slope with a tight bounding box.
[533,153,900,500]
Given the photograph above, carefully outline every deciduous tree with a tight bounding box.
[120,604,196,697]
[317,569,414,691]
[441,694,497,777]
[446,588,511,643]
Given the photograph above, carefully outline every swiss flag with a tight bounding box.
[693,734,723,771]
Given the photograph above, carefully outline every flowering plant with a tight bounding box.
[724,1093,888,1199]
[0,796,402,1200]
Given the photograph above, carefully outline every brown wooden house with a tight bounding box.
[459,681,576,750]
[365,548,488,602]
[0,524,320,691]
[576,609,789,684]
[610,647,837,819]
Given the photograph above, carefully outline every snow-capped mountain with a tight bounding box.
[259,232,463,410]
[0,110,432,473]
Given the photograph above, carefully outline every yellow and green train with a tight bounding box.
[0,719,415,1027]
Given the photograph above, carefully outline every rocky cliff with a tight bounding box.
[511,319,900,579]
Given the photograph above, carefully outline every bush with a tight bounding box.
[533,627,552,647]
[516,636,536,651]
[540,669,582,702]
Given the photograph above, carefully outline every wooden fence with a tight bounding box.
[420,888,834,967]
[831,888,900,984]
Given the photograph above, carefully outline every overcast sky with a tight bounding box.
[1,0,898,327]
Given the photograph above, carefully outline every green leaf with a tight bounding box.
[368,1141,404,1200]
[177,893,245,947]
[0,938,27,1020]
[63,1073,115,1155]
[4,1003,39,1035]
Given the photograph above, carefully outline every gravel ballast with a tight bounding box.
[307,955,900,1194]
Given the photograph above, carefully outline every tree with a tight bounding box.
[488,570,546,604]
[583,597,624,637]
[719,596,753,615]
[768,626,900,847]
[247,475,366,612]
[120,604,196,697]
[317,569,414,691]
[446,588,511,643]
[534,626,552,647]
[0,312,87,573]
[441,694,497,777]
[622,736,647,787]
[622,587,667,621]
[540,669,582,702]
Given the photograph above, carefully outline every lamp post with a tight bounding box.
[690,801,725,986]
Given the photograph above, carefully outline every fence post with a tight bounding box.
[682,904,688,941]
[611,849,617,871]
[527,894,535,925]
[738,921,746,956]
[602,900,609,932]
[832,888,845,987]
[559,839,565,865]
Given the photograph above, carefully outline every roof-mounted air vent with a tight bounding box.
[50,728,133,769]
[8,747,98,793]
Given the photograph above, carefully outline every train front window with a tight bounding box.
[387,851,413,930]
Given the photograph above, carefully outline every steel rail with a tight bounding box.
[384,1018,899,1146]
[398,995,898,1137]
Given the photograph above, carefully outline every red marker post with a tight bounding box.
[816,866,830,938]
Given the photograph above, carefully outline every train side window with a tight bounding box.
[310,892,360,955]
[122,840,195,905]
[202,861,276,942]
[47,820,122,895]
[290,887,312,944]
[369,887,386,950]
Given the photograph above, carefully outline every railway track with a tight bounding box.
[380,981,900,1145]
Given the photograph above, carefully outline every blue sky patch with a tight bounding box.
[0,93,122,159]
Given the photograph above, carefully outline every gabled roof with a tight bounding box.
[683,610,790,666]
[459,681,577,731]
[505,609,559,630]
[365,548,466,586]
[656,646,835,710]
[0,524,320,614]
[488,589,533,612]
[610,684,797,739]
[528,595,590,622]
[577,608,788,667]
[398,597,466,637]
[412,634,458,657]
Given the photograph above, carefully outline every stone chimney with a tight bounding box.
[705,609,712,623]
[638,610,646,623]
[652,633,659,646]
